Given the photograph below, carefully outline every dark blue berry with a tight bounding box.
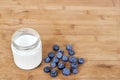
[62,68,70,76]
[50,69,58,77]
[56,52,63,59]
[68,50,75,56]
[44,66,51,73]
[52,57,59,63]
[58,62,65,70]
[66,44,72,50]
[70,63,78,69]
[78,58,84,64]
[58,49,64,54]
[69,56,77,63]
[48,52,54,59]
[53,44,59,51]
[71,68,78,74]
[62,55,69,62]
[44,57,51,63]
[50,62,56,68]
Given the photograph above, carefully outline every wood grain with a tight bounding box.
[0,0,120,80]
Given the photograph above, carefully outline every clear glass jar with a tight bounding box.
[11,28,42,70]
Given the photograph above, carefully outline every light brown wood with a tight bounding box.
[0,0,120,80]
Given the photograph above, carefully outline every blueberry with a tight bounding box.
[50,69,58,77]
[62,68,70,76]
[44,57,51,63]
[53,44,59,51]
[56,52,63,59]
[50,62,56,68]
[44,66,51,73]
[70,63,78,69]
[66,44,72,50]
[78,58,84,64]
[52,57,59,63]
[69,56,77,63]
[48,52,54,59]
[68,50,75,56]
[71,68,78,74]
[58,62,65,70]
[58,49,64,54]
[62,55,69,62]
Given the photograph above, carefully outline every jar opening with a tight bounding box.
[12,28,40,50]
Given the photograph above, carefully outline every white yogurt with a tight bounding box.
[14,35,38,47]
[11,28,42,70]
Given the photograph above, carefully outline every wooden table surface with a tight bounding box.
[0,0,120,80]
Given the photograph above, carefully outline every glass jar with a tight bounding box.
[11,28,42,70]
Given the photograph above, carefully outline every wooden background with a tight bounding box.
[0,0,120,80]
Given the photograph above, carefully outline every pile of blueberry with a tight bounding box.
[44,44,85,77]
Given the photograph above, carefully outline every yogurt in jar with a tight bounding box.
[11,28,42,70]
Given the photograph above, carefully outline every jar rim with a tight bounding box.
[11,28,40,50]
